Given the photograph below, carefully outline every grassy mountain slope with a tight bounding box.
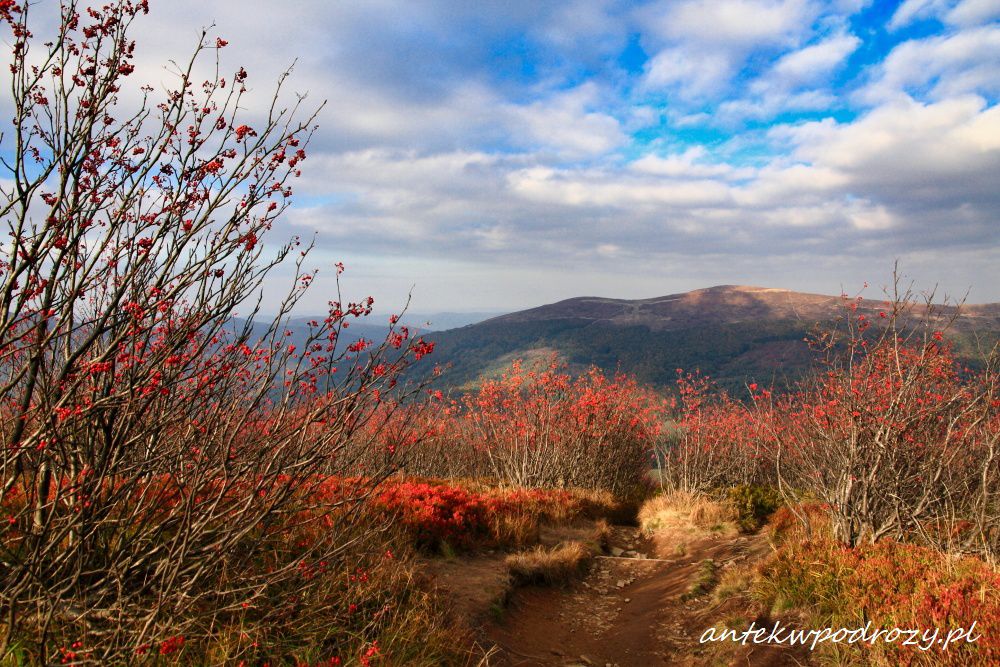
[413,286,1000,392]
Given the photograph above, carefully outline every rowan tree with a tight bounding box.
[0,2,432,662]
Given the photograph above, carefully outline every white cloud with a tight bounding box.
[890,0,1000,29]
[642,48,734,99]
[718,90,838,122]
[507,167,733,209]
[643,0,816,47]
[794,96,1000,177]
[769,33,861,85]
[707,32,858,123]
[630,148,749,179]
[505,84,627,158]
[637,0,824,100]
[946,0,1000,26]
[889,0,952,30]
[862,25,1000,103]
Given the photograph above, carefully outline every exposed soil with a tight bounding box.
[481,525,811,667]
[422,524,602,627]
[423,552,511,626]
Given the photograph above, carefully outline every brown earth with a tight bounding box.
[470,526,808,667]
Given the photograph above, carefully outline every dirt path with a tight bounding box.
[484,526,807,667]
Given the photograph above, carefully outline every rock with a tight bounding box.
[624,598,631,603]
[616,580,626,588]
[610,547,624,557]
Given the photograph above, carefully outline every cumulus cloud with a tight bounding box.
[641,0,816,47]
[769,33,861,84]
[861,25,1000,103]
[890,0,1000,29]
[2,0,997,311]
[637,0,827,100]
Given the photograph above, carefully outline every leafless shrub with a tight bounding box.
[0,2,435,661]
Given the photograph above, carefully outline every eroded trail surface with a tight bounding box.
[485,526,806,667]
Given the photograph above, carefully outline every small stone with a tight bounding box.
[624,598,631,603]
[616,580,626,588]
[610,547,624,557]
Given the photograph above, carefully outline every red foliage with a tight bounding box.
[402,359,667,495]
[760,526,1000,666]
[315,477,587,551]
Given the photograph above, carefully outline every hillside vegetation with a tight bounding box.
[1,4,997,664]
[411,285,1000,393]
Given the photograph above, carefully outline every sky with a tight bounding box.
[16,1,1000,313]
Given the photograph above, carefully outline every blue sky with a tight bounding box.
[23,1,1000,312]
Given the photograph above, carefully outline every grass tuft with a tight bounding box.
[638,491,738,535]
[505,542,593,587]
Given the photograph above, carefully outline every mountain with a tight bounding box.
[410,286,1000,393]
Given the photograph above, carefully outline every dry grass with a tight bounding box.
[638,490,738,535]
[713,558,759,602]
[487,508,542,548]
[567,487,635,523]
[505,542,593,587]
[591,518,612,553]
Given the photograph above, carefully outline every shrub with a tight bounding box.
[0,2,438,662]
[362,479,603,553]
[725,485,783,532]
[656,371,772,494]
[753,533,1000,666]
[404,359,667,497]
[752,282,999,553]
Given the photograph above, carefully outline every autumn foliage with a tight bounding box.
[402,360,666,497]
[653,284,999,558]
[757,289,999,554]
[757,506,1000,666]
[369,479,616,551]
[0,2,440,663]
[0,2,997,664]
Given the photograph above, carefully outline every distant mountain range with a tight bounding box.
[240,286,999,393]
[408,286,1000,393]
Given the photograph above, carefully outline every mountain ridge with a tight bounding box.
[479,284,1000,330]
[414,285,1000,392]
